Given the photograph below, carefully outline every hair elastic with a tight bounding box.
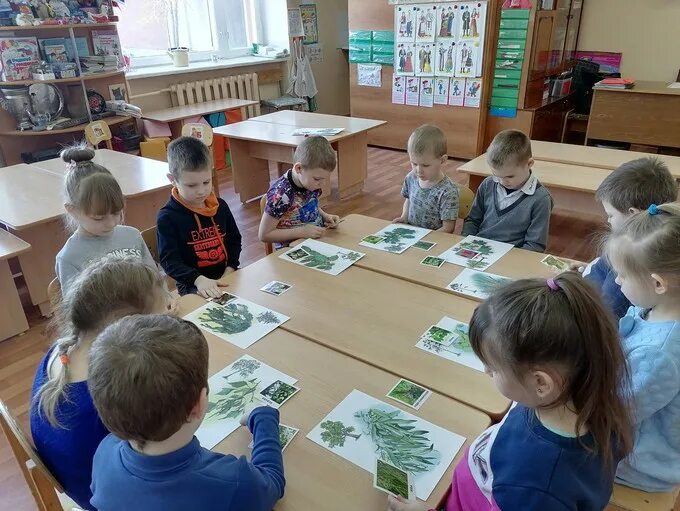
[648,204,659,215]
[59,354,70,365]
[546,278,560,291]
[66,160,77,171]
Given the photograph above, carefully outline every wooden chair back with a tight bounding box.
[457,185,474,219]
[259,195,273,255]
[47,278,61,311]
[84,121,113,150]
[181,123,220,198]
[0,399,66,511]
[141,225,159,263]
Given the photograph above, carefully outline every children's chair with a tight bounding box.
[84,121,113,150]
[181,123,220,198]
[457,185,474,219]
[141,225,159,263]
[607,483,680,511]
[0,399,80,511]
[259,195,273,256]
[47,277,61,312]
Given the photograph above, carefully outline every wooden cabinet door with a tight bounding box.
[530,11,555,80]
[563,0,583,62]
[548,2,570,72]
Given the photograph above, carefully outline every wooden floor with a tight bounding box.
[0,146,601,510]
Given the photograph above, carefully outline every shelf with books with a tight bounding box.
[0,23,117,32]
[0,69,124,86]
[0,115,129,136]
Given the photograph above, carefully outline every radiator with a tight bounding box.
[169,73,261,119]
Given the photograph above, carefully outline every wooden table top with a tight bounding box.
[142,98,259,122]
[594,80,680,96]
[0,228,30,260]
[33,150,171,198]
[179,293,490,510]
[214,119,350,146]
[458,156,611,193]
[0,164,64,229]
[249,110,386,133]
[215,254,509,417]
[321,215,555,293]
[530,140,680,179]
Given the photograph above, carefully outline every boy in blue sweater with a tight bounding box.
[157,136,242,298]
[88,314,285,511]
[463,130,553,252]
[582,157,677,319]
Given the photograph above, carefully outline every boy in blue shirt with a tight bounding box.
[582,157,677,318]
[88,314,284,511]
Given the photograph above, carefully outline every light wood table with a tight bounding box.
[320,215,554,295]
[0,229,31,340]
[458,157,609,219]
[142,98,259,138]
[214,112,385,202]
[586,81,680,149]
[179,293,490,511]
[0,164,68,315]
[531,140,680,178]
[215,254,509,419]
[33,150,171,230]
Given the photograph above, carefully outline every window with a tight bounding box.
[117,0,259,67]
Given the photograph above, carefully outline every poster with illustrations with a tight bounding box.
[359,224,431,253]
[448,78,465,106]
[357,64,382,87]
[455,42,478,78]
[406,76,420,106]
[458,2,486,43]
[415,43,435,76]
[392,75,406,104]
[434,40,456,77]
[307,390,465,500]
[413,4,437,43]
[415,317,484,372]
[395,42,415,76]
[434,77,449,105]
[439,235,512,270]
[419,78,434,107]
[464,78,482,108]
[436,3,458,40]
[395,5,416,42]
[299,4,319,44]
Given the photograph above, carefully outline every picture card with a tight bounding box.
[374,458,415,500]
[455,42,478,78]
[280,239,365,276]
[259,380,300,408]
[413,4,437,43]
[357,63,382,87]
[464,77,482,107]
[439,236,514,271]
[419,77,434,107]
[448,78,465,106]
[211,292,237,306]
[392,75,406,104]
[250,424,300,451]
[435,3,458,40]
[434,77,450,105]
[415,317,484,372]
[395,5,416,42]
[359,224,430,254]
[447,268,513,300]
[420,256,445,268]
[260,281,292,296]
[197,355,298,449]
[420,325,456,346]
[307,390,465,500]
[387,378,432,410]
[434,40,455,78]
[415,43,435,77]
[405,77,420,106]
[184,297,289,349]
[413,240,437,251]
[540,254,569,272]
[395,43,416,76]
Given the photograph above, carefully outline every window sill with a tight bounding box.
[126,55,290,80]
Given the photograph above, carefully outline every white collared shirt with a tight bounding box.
[493,173,538,210]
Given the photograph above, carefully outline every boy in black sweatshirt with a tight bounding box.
[157,137,241,298]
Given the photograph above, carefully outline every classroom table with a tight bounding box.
[211,252,510,419]
[142,98,259,138]
[0,229,31,341]
[33,150,171,230]
[458,157,609,219]
[179,293,491,510]
[530,140,680,178]
[320,214,555,295]
[214,112,386,202]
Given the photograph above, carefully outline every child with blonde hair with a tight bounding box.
[394,124,459,233]
[88,314,285,511]
[56,145,155,293]
[605,202,680,491]
[30,257,172,510]
[388,273,633,511]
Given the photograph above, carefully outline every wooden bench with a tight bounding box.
[0,229,31,341]
[608,484,680,511]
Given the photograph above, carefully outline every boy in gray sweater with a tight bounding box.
[462,130,552,252]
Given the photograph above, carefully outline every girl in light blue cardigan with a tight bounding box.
[606,202,680,492]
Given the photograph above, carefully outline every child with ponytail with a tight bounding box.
[388,272,633,511]
[30,257,172,510]
[605,202,680,492]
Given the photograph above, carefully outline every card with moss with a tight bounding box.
[415,317,484,372]
[359,224,431,254]
[184,296,289,349]
[196,355,298,449]
[280,239,365,275]
[307,390,465,500]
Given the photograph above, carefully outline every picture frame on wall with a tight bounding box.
[108,83,128,102]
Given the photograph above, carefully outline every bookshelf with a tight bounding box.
[0,22,132,165]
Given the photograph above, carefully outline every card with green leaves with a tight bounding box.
[540,254,569,272]
[249,424,300,451]
[359,224,431,254]
[374,458,415,500]
[259,379,300,408]
[387,378,431,410]
[280,239,365,275]
[260,280,292,296]
[415,317,484,372]
[412,240,437,251]
[420,256,445,268]
[420,325,456,346]
[447,268,513,300]
[439,235,514,270]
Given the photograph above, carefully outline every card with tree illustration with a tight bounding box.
[447,269,513,301]
[196,355,298,449]
[307,390,464,500]
[279,239,365,276]
[183,297,289,349]
[359,224,431,254]
[415,317,484,372]
[439,235,514,270]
